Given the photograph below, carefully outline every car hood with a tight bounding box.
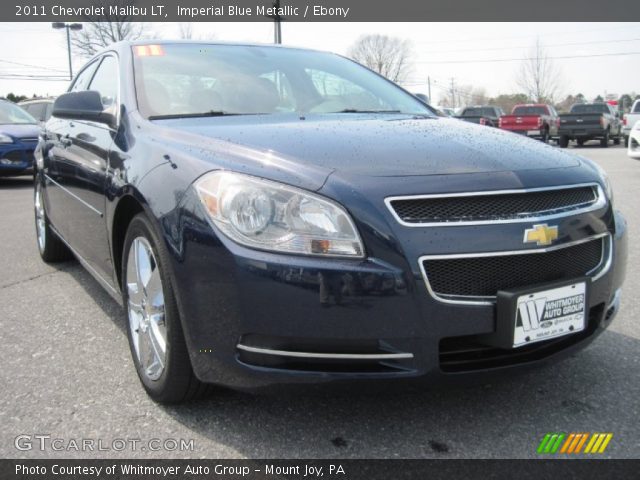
[157,113,581,178]
[0,123,40,140]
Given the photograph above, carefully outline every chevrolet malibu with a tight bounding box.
[35,41,627,403]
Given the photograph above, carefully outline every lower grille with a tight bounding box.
[236,335,414,374]
[421,236,605,301]
[439,304,604,372]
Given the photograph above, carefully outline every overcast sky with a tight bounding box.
[1,21,638,104]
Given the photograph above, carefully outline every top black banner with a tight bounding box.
[5,0,639,22]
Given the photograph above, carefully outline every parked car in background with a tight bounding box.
[457,106,504,127]
[414,93,430,104]
[434,106,456,117]
[19,98,55,127]
[622,99,640,147]
[628,119,640,159]
[35,41,626,403]
[0,98,39,176]
[499,104,559,143]
[558,103,623,148]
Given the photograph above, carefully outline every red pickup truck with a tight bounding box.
[498,104,560,143]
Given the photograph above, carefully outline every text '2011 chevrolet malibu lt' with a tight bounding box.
[34,41,627,403]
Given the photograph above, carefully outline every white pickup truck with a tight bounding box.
[623,99,640,146]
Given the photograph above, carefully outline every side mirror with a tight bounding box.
[52,91,115,127]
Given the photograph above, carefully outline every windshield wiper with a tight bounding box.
[331,109,403,114]
[148,111,245,120]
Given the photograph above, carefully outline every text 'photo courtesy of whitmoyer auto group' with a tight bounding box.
[0,0,638,478]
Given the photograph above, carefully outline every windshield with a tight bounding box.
[462,107,495,117]
[0,101,37,124]
[132,44,434,119]
[512,106,548,116]
[571,104,608,114]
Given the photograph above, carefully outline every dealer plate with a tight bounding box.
[513,282,586,348]
[527,130,540,135]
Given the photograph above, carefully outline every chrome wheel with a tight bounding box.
[34,182,46,253]
[126,236,167,381]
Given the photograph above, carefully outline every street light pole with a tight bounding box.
[273,0,282,44]
[52,22,83,80]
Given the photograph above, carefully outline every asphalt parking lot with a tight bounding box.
[0,143,638,459]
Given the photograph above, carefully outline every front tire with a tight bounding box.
[122,213,210,403]
[559,136,569,148]
[34,180,73,263]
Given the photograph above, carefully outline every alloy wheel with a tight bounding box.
[126,237,167,381]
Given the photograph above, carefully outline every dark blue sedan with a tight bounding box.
[0,99,40,176]
[34,41,627,403]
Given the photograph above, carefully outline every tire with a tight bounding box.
[122,213,211,403]
[600,130,610,148]
[613,136,621,146]
[541,129,549,143]
[34,179,73,263]
[559,136,569,148]
[577,139,585,147]
[624,136,629,148]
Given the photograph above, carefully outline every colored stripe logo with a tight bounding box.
[537,433,613,454]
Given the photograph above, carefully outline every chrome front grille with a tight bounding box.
[386,183,605,226]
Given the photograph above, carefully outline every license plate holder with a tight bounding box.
[492,279,588,349]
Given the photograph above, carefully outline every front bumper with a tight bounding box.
[0,143,36,176]
[166,188,628,391]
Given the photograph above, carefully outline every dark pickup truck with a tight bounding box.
[457,106,505,127]
[558,103,623,148]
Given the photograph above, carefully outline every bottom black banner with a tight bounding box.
[5,459,639,480]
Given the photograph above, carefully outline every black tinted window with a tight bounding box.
[571,104,608,114]
[463,107,495,117]
[512,106,547,116]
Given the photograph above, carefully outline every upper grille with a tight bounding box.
[388,185,599,225]
[421,236,605,300]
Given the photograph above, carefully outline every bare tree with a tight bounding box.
[71,1,149,57]
[516,39,562,103]
[347,34,412,83]
[178,23,194,40]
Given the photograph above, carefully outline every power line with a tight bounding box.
[418,37,640,55]
[411,24,640,46]
[414,50,640,65]
[0,59,67,74]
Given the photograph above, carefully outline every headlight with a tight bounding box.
[195,171,364,257]
[0,133,13,144]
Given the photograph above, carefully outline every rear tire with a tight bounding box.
[122,213,212,404]
[600,131,610,148]
[559,136,569,148]
[577,139,585,147]
[34,179,73,263]
[541,129,549,143]
[613,136,621,145]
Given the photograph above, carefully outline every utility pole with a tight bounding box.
[52,22,83,80]
[427,76,432,103]
[450,77,456,108]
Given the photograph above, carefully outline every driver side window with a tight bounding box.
[89,55,119,109]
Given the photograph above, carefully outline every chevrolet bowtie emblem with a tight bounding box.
[524,224,559,246]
